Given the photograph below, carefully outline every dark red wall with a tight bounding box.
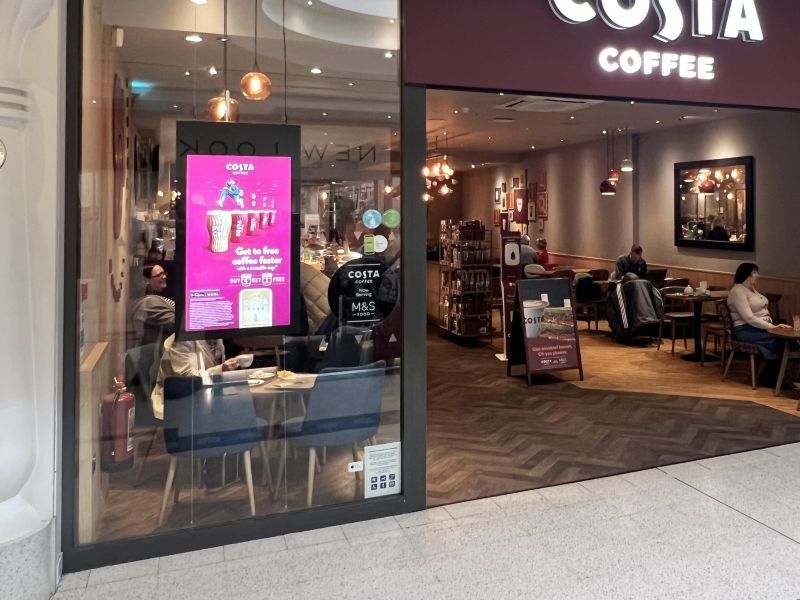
[403,0,800,109]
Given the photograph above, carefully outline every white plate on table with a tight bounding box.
[274,381,298,388]
[251,370,276,380]
[247,379,265,387]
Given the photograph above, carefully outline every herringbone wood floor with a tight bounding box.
[427,329,800,506]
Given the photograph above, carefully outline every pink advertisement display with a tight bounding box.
[184,154,292,333]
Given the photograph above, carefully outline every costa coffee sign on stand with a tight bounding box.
[404,0,800,109]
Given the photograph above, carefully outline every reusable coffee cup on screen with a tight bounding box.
[522,299,549,338]
[246,211,259,235]
[258,210,269,229]
[267,210,277,227]
[239,288,273,328]
[206,210,232,253]
[230,211,247,242]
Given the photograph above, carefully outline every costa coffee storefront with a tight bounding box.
[39,0,800,579]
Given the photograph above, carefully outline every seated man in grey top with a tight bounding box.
[519,235,538,267]
[615,244,648,279]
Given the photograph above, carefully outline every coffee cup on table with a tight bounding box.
[793,315,800,332]
[699,281,708,293]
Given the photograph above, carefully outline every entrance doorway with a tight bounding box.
[424,88,800,507]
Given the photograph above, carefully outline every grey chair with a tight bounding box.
[273,361,387,507]
[158,376,270,527]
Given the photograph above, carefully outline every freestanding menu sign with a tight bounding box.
[175,122,300,339]
[507,277,584,385]
[499,232,521,359]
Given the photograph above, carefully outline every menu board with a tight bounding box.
[183,154,292,334]
[507,278,584,385]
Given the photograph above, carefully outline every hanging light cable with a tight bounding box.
[208,0,239,121]
[241,0,272,100]
[620,127,634,173]
[607,129,621,182]
[600,129,616,196]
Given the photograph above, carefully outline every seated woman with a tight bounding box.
[534,238,550,268]
[727,263,792,385]
[150,336,239,420]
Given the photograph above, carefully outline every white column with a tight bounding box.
[0,1,60,599]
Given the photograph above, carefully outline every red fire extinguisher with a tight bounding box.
[101,377,136,472]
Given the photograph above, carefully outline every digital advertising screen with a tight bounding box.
[182,154,293,335]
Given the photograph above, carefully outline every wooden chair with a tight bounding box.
[575,273,603,330]
[656,286,694,355]
[702,286,728,320]
[719,302,762,389]
[646,268,667,284]
[701,300,728,367]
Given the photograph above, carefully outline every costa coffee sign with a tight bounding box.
[551,0,762,80]
[404,0,800,109]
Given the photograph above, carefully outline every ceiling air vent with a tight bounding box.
[496,96,604,113]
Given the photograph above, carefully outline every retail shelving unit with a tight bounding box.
[438,220,494,343]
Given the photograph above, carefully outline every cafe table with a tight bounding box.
[663,290,729,362]
[769,327,800,397]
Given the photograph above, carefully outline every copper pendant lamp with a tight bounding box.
[208,0,239,122]
[600,129,616,196]
[241,0,272,100]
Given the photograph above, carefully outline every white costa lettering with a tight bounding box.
[598,47,715,80]
[225,163,255,171]
[550,0,764,43]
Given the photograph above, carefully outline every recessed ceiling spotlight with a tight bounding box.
[347,82,355,86]
[323,132,328,136]
[387,115,392,119]
[443,131,447,135]
[488,136,492,140]
[530,145,536,149]
[499,92,505,96]
[630,100,635,104]
[173,104,179,109]
[322,112,327,116]
[185,33,203,43]
[569,115,575,120]
[389,18,395,23]
[217,36,230,42]
[602,129,607,134]
[655,120,661,124]
[384,51,394,58]
[208,65,218,75]
[310,67,322,74]
[330,164,335,167]
[471,164,476,168]
[190,0,208,4]
[560,138,565,142]
[307,0,313,4]
[453,109,459,114]
[184,70,191,76]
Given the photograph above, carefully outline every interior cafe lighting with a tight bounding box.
[600,128,616,197]
[240,0,272,100]
[549,0,765,81]
[208,0,239,122]
[620,128,634,173]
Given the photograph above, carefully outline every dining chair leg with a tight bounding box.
[683,324,688,350]
[306,447,317,508]
[134,428,159,487]
[259,441,273,492]
[314,450,322,474]
[657,317,665,350]
[173,460,181,504]
[723,350,736,381]
[671,321,677,355]
[158,456,178,527]
[243,450,256,517]
[273,439,287,500]
[749,354,757,390]
[322,446,327,465]
[701,330,707,366]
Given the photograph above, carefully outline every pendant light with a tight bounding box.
[600,130,616,196]
[607,129,621,182]
[208,0,239,122]
[620,127,634,173]
[241,0,272,100]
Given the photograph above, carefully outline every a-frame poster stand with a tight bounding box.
[507,277,584,385]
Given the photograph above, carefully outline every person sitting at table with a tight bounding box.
[534,238,549,267]
[728,262,793,385]
[127,263,175,349]
[615,244,648,280]
[520,235,538,267]
[150,335,239,420]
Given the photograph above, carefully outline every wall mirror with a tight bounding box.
[674,156,754,251]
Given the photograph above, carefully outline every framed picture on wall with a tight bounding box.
[501,182,507,193]
[494,187,502,206]
[536,192,549,219]
[528,201,536,221]
[538,218,545,232]
[512,188,528,223]
[674,156,754,251]
[512,177,520,188]
[493,208,501,226]
[537,171,547,193]
[505,193,514,210]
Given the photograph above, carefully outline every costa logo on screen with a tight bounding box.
[225,163,255,172]
[548,0,764,81]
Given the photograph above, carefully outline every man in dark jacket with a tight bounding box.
[615,244,648,279]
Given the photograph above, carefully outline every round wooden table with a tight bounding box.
[769,327,800,397]
[663,290,729,362]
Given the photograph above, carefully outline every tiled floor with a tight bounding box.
[55,444,800,600]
